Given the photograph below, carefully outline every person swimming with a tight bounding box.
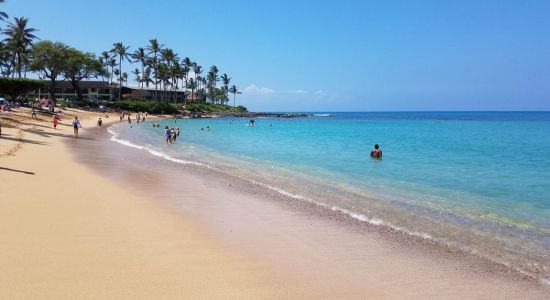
[249,119,255,126]
[370,144,382,158]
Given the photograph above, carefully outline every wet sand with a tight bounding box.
[67,120,549,299]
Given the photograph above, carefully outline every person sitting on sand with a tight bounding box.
[370,144,382,158]
[165,126,172,144]
[97,117,103,134]
[72,116,82,137]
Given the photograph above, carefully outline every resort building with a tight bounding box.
[32,81,116,101]
[125,87,190,102]
[31,81,194,103]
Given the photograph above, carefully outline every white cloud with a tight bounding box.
[314,90,326,96]
[244,84,275,94]
[288,89,308,94]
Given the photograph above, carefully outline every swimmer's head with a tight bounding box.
[374,144,379,149]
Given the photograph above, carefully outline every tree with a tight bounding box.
[110,42,130,99]
[29,40,69,107]
[0,77,43,101]
[186,77,197,102]
[0,41,13,77]
[131,47,147,92]
[99,51,112,83]
[63,48,106,101]
[146,38,163,100]
[0,0,7,24]
[132,68,141,87]
[142,67,153,88]
[228,85,241,107]
[220,73,230,104]
[3,17,38,78]
[107,58,116,84]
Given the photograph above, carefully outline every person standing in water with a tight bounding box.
[72,116,82,137]
[370,144,382,158]
[164,126,172,144]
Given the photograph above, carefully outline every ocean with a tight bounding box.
[108,111,550,283]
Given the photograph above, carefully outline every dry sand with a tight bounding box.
[1,107,548,299]
[0,109,281,299]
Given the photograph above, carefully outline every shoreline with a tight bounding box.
[0,110,289,299]
[105,120,549,285]
[1,108,548,298]
[70,120,548,298]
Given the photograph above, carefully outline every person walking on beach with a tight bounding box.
[97,117,103,134]
[370,144,382,158]
[127,115,131,124]
[52,115,59,129]
[72,116,82,137]
[164,126,172,144]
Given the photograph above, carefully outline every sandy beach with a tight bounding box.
[1,108,548,299]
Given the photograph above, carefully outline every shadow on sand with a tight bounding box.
[0,166,35,175]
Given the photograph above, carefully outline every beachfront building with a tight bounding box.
[30,81,194,103]
[31,80,116,101]
[125,87,189,102]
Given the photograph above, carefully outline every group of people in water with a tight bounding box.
[164,126,180,143]
[119,111,147,124]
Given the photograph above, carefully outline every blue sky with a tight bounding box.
[5,0,550,111]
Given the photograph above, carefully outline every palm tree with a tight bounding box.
[142,67,153,88]
[0,0,8,24]
[220,73,230,104]
[131,47,147,92]
[100,51,111,82]
[192,62,202,90]
[186,78,197,102]
[122,72,128,86]
[3,17,38,78]
[107,58,116,85]
[132,68,140,86]
[146,38,163,100]
[110,42,131,99]
[228,85,241,107]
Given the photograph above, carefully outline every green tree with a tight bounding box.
[0,0,8,24]
[0,77,43,101]
[29,40,69,106]
[3,17,39,78]
[228,85,241,107]
[220,73,230,104]
[131,47,147,92]
[186,77,197,102]
[146,38,163,100]
[99,51,112,83]
[110,42,131,99]
[63,48,107,101]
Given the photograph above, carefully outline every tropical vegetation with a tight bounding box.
[0,0,242,108]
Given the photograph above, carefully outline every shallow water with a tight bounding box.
[110,112,550,282]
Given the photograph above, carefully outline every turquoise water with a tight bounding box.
[110,112,550,282]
